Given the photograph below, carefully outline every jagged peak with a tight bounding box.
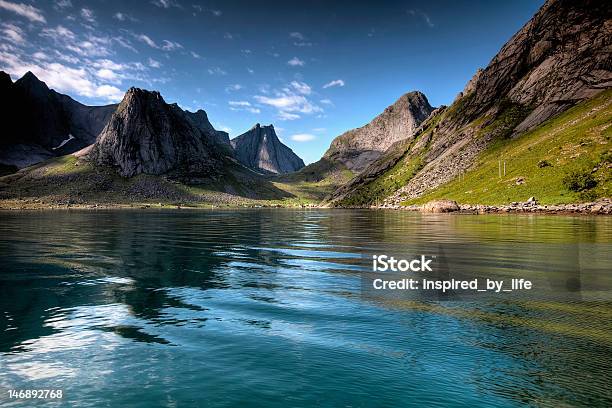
[15,71,49,92]
[0,70,13,85]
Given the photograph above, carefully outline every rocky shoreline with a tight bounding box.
[378,198,612,215]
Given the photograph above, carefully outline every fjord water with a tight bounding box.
[0,210,611,407]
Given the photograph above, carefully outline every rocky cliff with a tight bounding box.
[326,0,612,206]
[231,124,305,174]
[323,91,434,173]
[89,88,225,178]
[0,71,116,169]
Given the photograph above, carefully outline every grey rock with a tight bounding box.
[231,123,305,174]
[323,91,434,173]
[89,88,223,177]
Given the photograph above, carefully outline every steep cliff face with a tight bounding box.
[231,124,305,174]
[89,88,224,178]
[323,91,434,173]
[182,109,232,151]
[0,71,116,168]
[326,0,612,206]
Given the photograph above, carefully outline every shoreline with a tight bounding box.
[1,198,611,215]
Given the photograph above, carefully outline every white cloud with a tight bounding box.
[54,0,72,9]
[114,12,137,22]
[0,0,46,23]
[293,41,312,47]
[190,51,201,59]
[289,32,304,40]
[0,52,124,103]
[95,84,123,101]
[229,101,251,107]
[287,57,304,67]
[137,34,157,48]
[95,68,118,81]
[320,98,333,105]
[151,0,180,8]
[223,32,234,40]
[32,51,49,60]
[148,57,161,68]
[161,40,182,51]
[322,79,345,88]
[290,81,311,95]
[80,8,95,23]
[407,9,434,28]
[255,92,322,114]
[312,127,326,132]
[278,112,300,121]
[207,66,226,75]
[291,134,316,142]
[247,67,254,74]
[211,9,222,16]
[1,22,25,45]
[225,83,243,92]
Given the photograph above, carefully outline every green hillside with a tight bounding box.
[404,90,612,206]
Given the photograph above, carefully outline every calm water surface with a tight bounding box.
[0,210,611,407]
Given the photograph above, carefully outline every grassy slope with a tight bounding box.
[404,90,612,205]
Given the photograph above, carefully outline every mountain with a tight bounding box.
[231,123,305,174]
[0,71,116,169]
[89,88,226,178]
[323,91,434,173]
[183,109,232,152]
[326,0,612,207]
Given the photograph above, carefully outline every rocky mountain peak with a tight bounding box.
[231,123,305,174]
[89,87,223,177]
[322,90,434,173]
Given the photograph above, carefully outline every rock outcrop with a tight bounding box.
[0,71,116,168]
[231,124,305,174]
[322,91,434,173]
[89,88,225,177]
[326,0,612,206]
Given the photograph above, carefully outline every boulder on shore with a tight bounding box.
[421,200,460,213]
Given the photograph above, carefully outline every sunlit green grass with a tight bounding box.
[404,90,612,205]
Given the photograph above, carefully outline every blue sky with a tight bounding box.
[0,0,544,164]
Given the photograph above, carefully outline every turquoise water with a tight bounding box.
[0,210,611,407]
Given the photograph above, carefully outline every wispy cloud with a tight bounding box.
[1,22,25,45]
[287,57,304,67]
[320,98,334,106]
[407,9,434,28]
[207,66,226,75]
[0,0,46,23]
[290,81,311,95]
[289,32,304,40]
[151,0,181,9]
[225,83,242,92]
[80,8,95,24]
[291,133,316,142]
[228,100,260,114]
[147,57,161,68]
[114,12,138,22]
[322,79,344,89]
[161,39,182,51]
[190,51,201,59]
[255,83,322,121]
[54,0,72,10]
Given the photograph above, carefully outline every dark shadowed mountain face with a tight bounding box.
[0,71,116,169]
[89,88,226,178]
[321,91,434,174]
[182,109,232,152]
[231,124,305,174]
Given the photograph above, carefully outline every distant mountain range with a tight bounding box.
[0,0,609,209]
